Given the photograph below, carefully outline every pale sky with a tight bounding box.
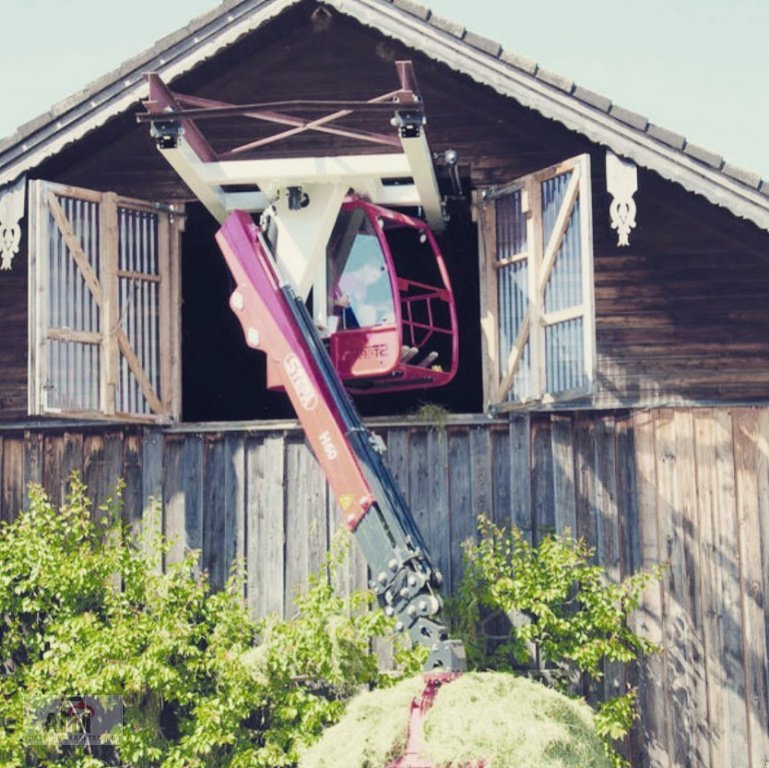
[2,0,768,181]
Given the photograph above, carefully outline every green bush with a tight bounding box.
[449,517,661,767]
[0,475,419,768]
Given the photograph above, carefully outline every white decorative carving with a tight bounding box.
[0,176,26,270]
[605,152,637,247]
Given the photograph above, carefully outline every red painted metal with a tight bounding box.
[144,74,218,163]
[168,91,401,152]
[388,673,467,768]
[215,210,374,530]
[327,197,458,394]
[138,73,414,157]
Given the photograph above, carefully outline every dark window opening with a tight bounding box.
[181,200,482,422]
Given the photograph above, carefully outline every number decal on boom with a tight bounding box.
[319,430,339,460]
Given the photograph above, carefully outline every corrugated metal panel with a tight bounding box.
[116,207,161,416]
[541,170,572,248]
[544,198,583,314]
[46,195,101,412]
[47,340,100,412]
[545,318,585,393]
[495,188,527,259]
[114,205,160,416]
[541,169,587,395]
[495,191,533,401]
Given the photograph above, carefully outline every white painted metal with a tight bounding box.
[397,128,443,230]
[196,153,413,189]
[149,90,446,317]
[268,181,348,317]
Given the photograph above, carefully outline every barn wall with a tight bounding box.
[1,409,767,768]
[592,170,769,407]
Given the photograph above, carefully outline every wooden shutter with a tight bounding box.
[478,155,595,410]
[29,181,182,421]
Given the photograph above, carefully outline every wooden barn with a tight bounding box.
[0,1,768,766]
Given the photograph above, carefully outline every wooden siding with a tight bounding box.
[0,227,28,419]
[0,409,767,768]
[591,172,769,408]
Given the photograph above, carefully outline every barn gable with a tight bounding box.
[1,0,769,422]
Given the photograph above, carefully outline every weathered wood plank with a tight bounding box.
[593,416,626,712]
[42,434,65,507]
[655,409,696,767]
[407,427,432,557]
[83,432,123,516]
[615,414,643,766]
[163,434,204,566]
[122,431,143,531]
[573,416,596,547]
[409,425,452,588]
[630,411,669,768]
[508,414,532,537]
[616,415,641,575]
[224,433,247,592]
[426,427,451,587]
[551,415,576,534]
[708,409,749,768]
[283,437,327,611]
[447,428,472,592]
[203,434,227,591]
[140,427,163,568]
[531,416,555,541]
[674,409,710,767]
[731,408,769,768]
[385,427,411,502]
[693,409,726,767]
[694,409,749,768]
[469,425,493,523]
[490,425,512,529]
[246,433,285,619]
[594,416,619,578]
[1,436,24,521]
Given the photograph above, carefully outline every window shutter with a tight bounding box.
[479,154,595,410]
[28,181,182,421]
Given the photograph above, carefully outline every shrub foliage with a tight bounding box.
[449,517,661,767]
[0,475,417,768]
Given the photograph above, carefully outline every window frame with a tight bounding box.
[28,180,183,423]
[477,154,596,411]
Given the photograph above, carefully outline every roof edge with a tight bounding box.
[324,0,769,230]
[1,0,768,234]
[0,0,303,188]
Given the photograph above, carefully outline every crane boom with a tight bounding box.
[216,209,464,672]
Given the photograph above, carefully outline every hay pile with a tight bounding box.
[300,672,610,768]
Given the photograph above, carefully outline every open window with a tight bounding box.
[28,181,182,422]
[478,154,595,411]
